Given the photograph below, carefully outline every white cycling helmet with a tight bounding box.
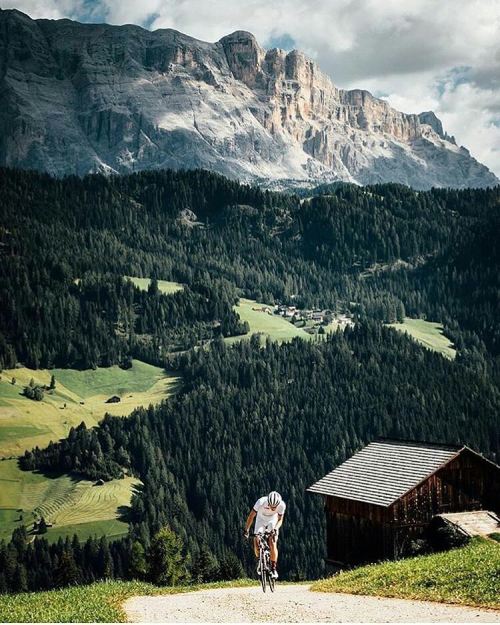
[267,491,282,507]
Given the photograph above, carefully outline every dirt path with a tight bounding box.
[124,585,500,622]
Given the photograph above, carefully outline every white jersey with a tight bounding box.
[253,496,286,532]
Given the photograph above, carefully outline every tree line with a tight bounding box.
[0,524,243,593]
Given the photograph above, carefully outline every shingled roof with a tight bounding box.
[307,439,463,507]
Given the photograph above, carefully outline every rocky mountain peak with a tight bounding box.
[0,9,497,189]
[418,111,456,144]
[219,30,265,87]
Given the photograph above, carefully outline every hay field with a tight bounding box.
[0,459,139,542]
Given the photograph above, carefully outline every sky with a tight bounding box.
[6,0,500,177]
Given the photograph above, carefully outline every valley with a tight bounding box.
[0,1,498,617]
[0,167,498,595]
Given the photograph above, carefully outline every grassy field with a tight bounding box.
[312,538,500,609]
[0,579,257,623]
[228,299,311,344]
[0,359,165,543]
[388,317,456,359]
[0,459,139,542]
[125,276,184,295]
[0,360,179,458]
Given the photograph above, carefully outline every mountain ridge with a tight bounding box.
[0,9,498,189]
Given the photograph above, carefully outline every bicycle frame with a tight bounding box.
[251,530,275,593]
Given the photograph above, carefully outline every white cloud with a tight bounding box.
[2,0,84,20]
[8,0,500,176]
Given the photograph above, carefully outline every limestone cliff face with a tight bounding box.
[0,9,497,189]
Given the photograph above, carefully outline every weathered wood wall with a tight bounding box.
[325,450,500,565]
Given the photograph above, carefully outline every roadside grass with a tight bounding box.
[387,317,456,359]
[0,360,179,457]
[0,460,140,543]
[312,538,500,609]
[125,276,184,296]
[0,579,257,623]
[228,299,311,344]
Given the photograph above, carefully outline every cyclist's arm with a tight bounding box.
[275,513,284,531]
[244,509,256,533]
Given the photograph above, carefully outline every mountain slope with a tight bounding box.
[0,9,497,189]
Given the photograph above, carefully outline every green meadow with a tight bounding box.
[0,459,139,542]
[388,317,456,359]
[0,360,179,458]
[0,358,177,543]
[228,299,311,344]
[124,276,184,295]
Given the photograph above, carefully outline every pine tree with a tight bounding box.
[97,537,113,579]
[218,551,244,581]
[148,526,188,586]
[191,545,219,583]
[13,564,28,592]
[54,551,80,587]
[128,541,147,579]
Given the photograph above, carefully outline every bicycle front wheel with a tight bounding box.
[259,552,266,592]
[267,569,275,592]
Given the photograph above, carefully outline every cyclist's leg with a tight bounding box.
[266,522,279,567]
[254,521,265,559]
[253,535,260,559]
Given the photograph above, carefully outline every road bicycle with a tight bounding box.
[251,530,276,593]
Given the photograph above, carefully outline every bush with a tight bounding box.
[22,384,44,401]
[427,518,470,552]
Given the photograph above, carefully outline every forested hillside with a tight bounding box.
[9,326,500,590]
[0,167,499,593]
[1,168,500,369]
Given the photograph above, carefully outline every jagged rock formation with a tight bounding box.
[0,9,498,189]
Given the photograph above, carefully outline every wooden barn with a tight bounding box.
[307,439,500,567]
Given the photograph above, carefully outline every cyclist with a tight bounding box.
[244,491,286,579]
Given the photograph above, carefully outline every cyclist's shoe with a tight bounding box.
[271,563,278,579]
[256,563,261,575]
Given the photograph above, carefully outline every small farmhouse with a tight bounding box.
[308,438,500,567]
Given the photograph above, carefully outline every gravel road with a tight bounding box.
[124,584,500,622]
